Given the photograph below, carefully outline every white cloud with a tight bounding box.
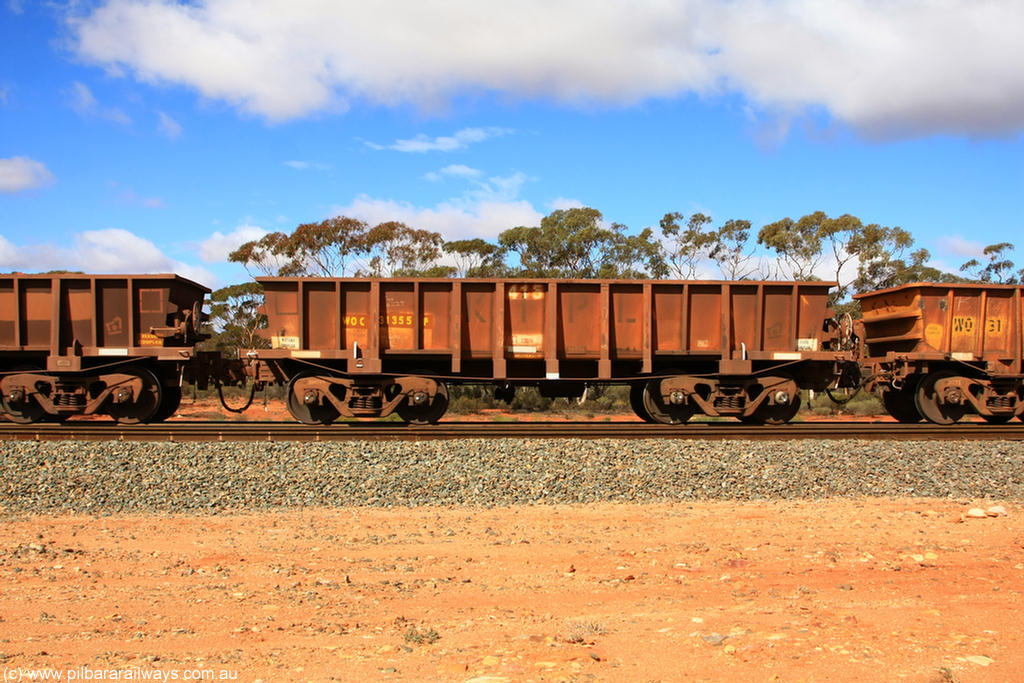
[74,229,174,270]
[328,165,539,239]
[367,127,512,153]
[425,164,482,182]
[704,1,1024,138]
[157,111,182,138]
[470,172,528,203]
[331,195,542,240]
[69,81,97,113]
[0,156,56,193]
[0,229,214,284]
[284,160,330,170]
[69,1,1024,136]
[548,197,585,211]
[936,235,985,258]
[198,224,268,263]
[0,235,17,265]
[67,81,131,124]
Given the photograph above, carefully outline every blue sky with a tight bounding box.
[1,0,1023,288]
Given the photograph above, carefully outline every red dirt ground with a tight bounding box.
[2,500,1022,683]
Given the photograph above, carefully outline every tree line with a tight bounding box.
[208,207,1021,350]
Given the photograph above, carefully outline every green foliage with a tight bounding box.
[510,387,554,412]
[498,207,648,278]
[660,211,715,279]
[602,226,667,278]
[446,384,630,415]
[204,282,268,352]
[589,384,630,411]
[362,221,452,277]
[404,626,440,645]
[221,206,1007,313]
[710,218,758,280]
[849,222,917,292]
[228,217,451,278]
[755,211,965,299]
[443,238,508,277]
[757,211,829,280]
[809,391,883,417]
[285,216,370,276]
[960,242,1018,283]
[818,213,865,298]
[843,394,885,417]
[228,231,291,276]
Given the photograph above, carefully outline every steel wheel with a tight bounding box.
[641,380,693,425]
[150,386,182,423]
[745,376,801,425]
[286,372,340,425]
[914,371,969,425]
[1,366,47,424]
[982,414,1013,425]
[881,387,922,423]
[630,383,656,423]
[396,380,449,425]
[751,395,802,425]
[106,366,162,425]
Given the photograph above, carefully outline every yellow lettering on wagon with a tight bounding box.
[376,313,432,328]
[272,335,300,349]
[952,316,975,333]
[924,323,944,349]
[139,333,162,347]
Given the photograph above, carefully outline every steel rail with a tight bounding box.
[2,420,1023,443]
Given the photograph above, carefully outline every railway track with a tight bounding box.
[2,420,1023,442]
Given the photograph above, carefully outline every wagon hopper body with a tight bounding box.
[0,273,209,424]
[855,282,1024,424]
[248,277,854,424]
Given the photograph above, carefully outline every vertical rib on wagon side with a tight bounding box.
[855,282,1024,424]
[246,277,854,425]
[0,273,209,424]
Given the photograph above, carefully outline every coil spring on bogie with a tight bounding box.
[55,393,86,407]
[53,383,86,408]
[349,395,382,411]
[986,395,1015,410]
[714,395,746,410]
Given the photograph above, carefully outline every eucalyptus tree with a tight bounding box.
[443,238,508,277]
[659,211,715,279]
[960,242,1017,283]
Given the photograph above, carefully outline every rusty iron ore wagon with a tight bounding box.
[246,277,856,425]
[0,273,212,423]
[856,282,1024,424]
[6,272,1023,428]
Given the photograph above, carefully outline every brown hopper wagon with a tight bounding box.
[0,273,210,423]
[246,277,855,425]
[856,282,1024,424]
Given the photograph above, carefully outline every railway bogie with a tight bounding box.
[246,276,857,425]
[280,370,449,424]
[4,271,1024,428]
[856,282,1024,424]
[0,273,210,424]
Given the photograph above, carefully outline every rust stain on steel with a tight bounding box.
[856,282,1024,374]
[0,273,208,360]
[256,277,836,380]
